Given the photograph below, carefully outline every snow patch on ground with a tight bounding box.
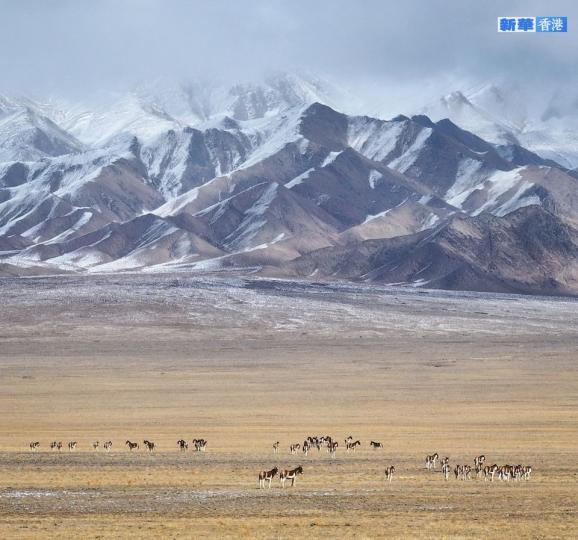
[286,168,313,189]
[368,170,382,189]
[224,183,279,250]
[320,151,341,168]
[494,191,540,217]
[347,117,403,162]
[240,232,286,253]
[238,106,306,169]
[445,158,485,208]
[388,128,432,173]
[154,176,221,217]
[50,249,107,268]
[38,210,94,244]
[362,208,391,224]
[362,197,408,224]
[420,213,440,230]
[473,168,529,216]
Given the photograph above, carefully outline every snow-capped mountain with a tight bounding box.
[1,74,577,295]
[423,83,578,169]
[43,72,350,147]
[0,96,84,162]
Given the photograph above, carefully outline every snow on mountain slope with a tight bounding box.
[347,116,404,162]
[195,179,342,260]
[140,124,253,198]
[290,205,578,296]
[0,104,84,162]
[422,90,519,146]
[342,198,442,241]
[0,105,307,247]
[59,93,183,146]
[44,213,223,272]
[179,72,350,124]
[0,136,161,244]
[466,83,527,131]
[1,78,578,295]
[388,126,433,173]
[454,167,531,216]
[517,120,578,170]
[343,107,578,234]
[423,83,578,169]
[135,103,308,199]
[52,72,346,147]
[225,72,348,121]
[222,182,280,250]
[230,106,306,169]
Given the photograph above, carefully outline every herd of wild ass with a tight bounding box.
[425,452,532,483]
[28,436,532,489]
[29,438,208,453]
[260,436,532,488]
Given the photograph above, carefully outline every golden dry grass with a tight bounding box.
[0,275,577,538]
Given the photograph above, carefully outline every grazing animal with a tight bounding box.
[454,464,460,479]
[454,464,471,480]
[442,462,451,480]
[511,464,532,481]
[103,441,112,452]
[474,455,486,469]
[441,457,449,467]
[143,440,155,452]
[273,441,279,454]
[289,443,301,455]
[522,465,532,480]
[29,441,40,451]
[425,453,439,470]
[50,441,58,451]
[499,464,513,481]
[68,441,77,452]
[484,464,499,482]
[328,441,338,457]
[302,441,310,456]
[177,439,188,451]
[92,441,100,451]
[192,438,207,452]
[280,465,303,488]
[384,465,395,482]
[126,440,139,451]
[345,436,353,446]
[370,441,383,449]
[305,436,323,452]
[56,441,63,451]
[313,436,327,452]
[258,466,278,489]
[346,440,361,452]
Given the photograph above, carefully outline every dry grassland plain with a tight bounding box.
[0,274,577,538]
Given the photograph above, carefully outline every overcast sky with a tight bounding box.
[1,0,577,108]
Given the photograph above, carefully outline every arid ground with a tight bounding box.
[0,275,577,538]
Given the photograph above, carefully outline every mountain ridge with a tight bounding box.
[1,75,577,296]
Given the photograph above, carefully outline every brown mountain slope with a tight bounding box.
[289,205,578,296]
